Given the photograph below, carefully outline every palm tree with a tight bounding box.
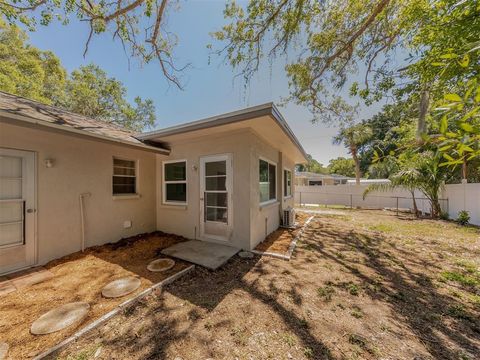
[414,151,449,217]
[333,124,372,185]
[363,167,421,217]
[363,151,449,218]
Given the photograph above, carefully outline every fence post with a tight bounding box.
[396,197,399,216]
[350,194,353,209]
[300,192,302,207]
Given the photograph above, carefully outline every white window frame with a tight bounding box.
[259,157,277,205]
[112,156,138,196]
[162,159,188,205]
[284,168,292,198]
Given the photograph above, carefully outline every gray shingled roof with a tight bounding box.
[0,91,146,145]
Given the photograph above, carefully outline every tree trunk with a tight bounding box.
[462,159,468,182]
[417,89,429,140]
[410,190,419,218]
[430,197,441,218]
[351,146,361,185]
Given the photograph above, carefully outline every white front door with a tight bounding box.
[199,154,233,242]
[0,148,36,274]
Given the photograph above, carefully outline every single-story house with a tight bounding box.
[295,172,351,186]
[346,179,391,185]
[0,91,307,275]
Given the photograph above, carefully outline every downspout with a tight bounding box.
[79,193,91,252]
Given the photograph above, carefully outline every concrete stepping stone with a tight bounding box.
[8,267,53,290]
[238,251,254,259]
[147,258,175,272]
[31,302,90,335]
[0,342,8,360]
[0,280,16,297]
[102,276,141,298]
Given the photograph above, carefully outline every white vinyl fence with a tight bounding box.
[295,183,480,225]
[442,183,480,225]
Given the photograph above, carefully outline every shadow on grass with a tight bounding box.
[302,218,480,360]
[47,215,479,360]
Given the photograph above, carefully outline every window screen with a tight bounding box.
[164,161,187,203]
[113,158,136,195]
[259,159,276,203]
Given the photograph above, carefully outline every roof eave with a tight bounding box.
[138,103,308,163]
[0,110,171,155]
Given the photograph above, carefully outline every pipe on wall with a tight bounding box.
[79,193,91,252]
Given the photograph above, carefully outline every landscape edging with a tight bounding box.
[251,215,314,260]
[33,265,195,360]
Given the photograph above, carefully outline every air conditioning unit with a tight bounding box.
[282,207,296,228]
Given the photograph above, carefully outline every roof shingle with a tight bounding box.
[0,91,144,145]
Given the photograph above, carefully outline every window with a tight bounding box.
[163,160,187,204]
[259,159,276,203]
[113,158,137,195]
[284,169,292,197]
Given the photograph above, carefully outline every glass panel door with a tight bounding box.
[204,160,228,223]
[0,155,24,247]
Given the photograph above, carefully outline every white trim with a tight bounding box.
[112,194,141,200]
[162,159,188,205]
[0,148,36,274]
[259,156,277,206]
[283,168,292,198]
[199,153,233,242]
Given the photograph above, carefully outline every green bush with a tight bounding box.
[440,211,450,220]
[457,210,470,226]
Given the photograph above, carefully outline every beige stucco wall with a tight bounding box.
[155,129,252,250]
[249,131,296,249]
[0,121,157,266]
[155,128,299,251]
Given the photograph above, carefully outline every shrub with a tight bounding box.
[457,210,470,226]
[439,211,450,220]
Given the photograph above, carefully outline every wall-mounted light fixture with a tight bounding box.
[192,164,198,171]
[44,158,55,168]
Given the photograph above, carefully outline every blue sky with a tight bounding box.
[26,0,388,165]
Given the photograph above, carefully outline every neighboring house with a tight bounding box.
[295,172,351,186]
[346,179,391,185]
[0,91,307,275]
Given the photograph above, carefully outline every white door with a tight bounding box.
[0,148,36,274]
[199,154,233,242]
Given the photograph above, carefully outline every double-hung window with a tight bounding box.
[163,160,187,204]
[113,158,137,195]
[259,158,276,204]
[284,169,292,197]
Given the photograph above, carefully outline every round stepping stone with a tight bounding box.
[238,251,254,259]
[102,276,141,298]
[147,258,175,272]
[31,302,90,335]
[0,342,9,360]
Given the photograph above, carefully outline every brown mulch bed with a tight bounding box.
[51,210,480,360]
[254,212,311,254]
[0,231,189,359]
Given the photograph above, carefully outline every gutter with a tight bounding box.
[0,110,171,155]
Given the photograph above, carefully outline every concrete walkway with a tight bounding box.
[161,240,239,270]
[0,267,53,297]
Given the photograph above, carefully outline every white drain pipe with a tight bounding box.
[79,193,91,252]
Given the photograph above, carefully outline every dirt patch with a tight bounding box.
[255,212,310,254]
[0,231,189,359]
[53,210,480,360]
